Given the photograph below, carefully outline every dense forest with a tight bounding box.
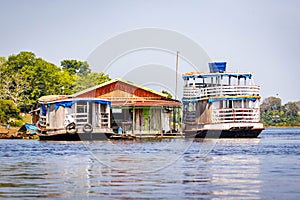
[260,97,300,126]
[0,51,299,127]
[0,51,110,125]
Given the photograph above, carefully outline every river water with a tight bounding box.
[0,128,300,199]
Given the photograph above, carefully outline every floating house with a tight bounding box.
[37,95,114,140]
[72,78,181,137]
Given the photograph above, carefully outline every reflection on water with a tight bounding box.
[0,129,300,199]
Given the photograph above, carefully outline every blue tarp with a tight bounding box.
[54,99,112,110]
[25,123,39,131]
[208,97,257,103]
[54,101,73,110]
[92,100,111,107]
[41,105,47,115]
[209,62,226,73]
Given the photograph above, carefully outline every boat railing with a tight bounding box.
[100,112,109,128]
[212,108,260,123]
[39,115,47,128]
[69,112,110,128]
[182,111,196,124]
[70,113,88,127]
[183,85,260,99]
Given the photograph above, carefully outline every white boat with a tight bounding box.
[37,96,115,140]
[182,62,264,138]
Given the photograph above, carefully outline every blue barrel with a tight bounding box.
[118,127,122,134]
[209,62,226,73]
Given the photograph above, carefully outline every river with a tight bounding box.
[0,128,300,199]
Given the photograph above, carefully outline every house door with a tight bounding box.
[144,115,150,133]
[143,108,151,134]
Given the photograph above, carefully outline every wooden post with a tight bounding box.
[173,106,176,132]
[132,107,135,135]
[107,104,110,129]
[161,107,163,137]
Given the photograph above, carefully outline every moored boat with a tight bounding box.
[37,95,115,141]
[182,62,264,138]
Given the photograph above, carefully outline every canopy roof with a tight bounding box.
[182,72,252,80]
[52,99,111,110]
[38,95,71,103]
[39,98,112,113]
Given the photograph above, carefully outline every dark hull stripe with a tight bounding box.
[185,129,263,138]
[39,132,114,141]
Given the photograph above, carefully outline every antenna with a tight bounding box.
[175,51,179,100]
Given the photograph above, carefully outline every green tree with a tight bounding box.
[21,58,75,105]
[1,52,76,108]
[0,57,7,98]
[1,52,111,111]
[0,56,29,105]
[0,56,6,66]
[6,51,36,71]
[281,102,299,126]
[0,99,20,123]
[261,96,281,112]
[61,59,111,93]
[0,72,29,106]
[260,97,300,126]
[61,59,91,76]
[59,70,76,95]
[73,72,110,93]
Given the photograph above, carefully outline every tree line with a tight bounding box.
[0,51,110,124]
[260,97,300,126]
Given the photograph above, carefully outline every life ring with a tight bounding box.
[83,123,93,133]
[66,122,77,134]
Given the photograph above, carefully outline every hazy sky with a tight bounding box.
[0,0,299,103]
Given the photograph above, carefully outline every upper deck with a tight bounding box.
[182,63,261,101]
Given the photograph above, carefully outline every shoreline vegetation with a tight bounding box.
[1,51,300,139]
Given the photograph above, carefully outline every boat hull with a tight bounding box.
[39,132,115,141]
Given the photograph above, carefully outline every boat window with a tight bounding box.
[222,76,230,86]
[234,100,242,108]
[76,102,88,113]
[243,100,249,108]
[221,101,225,109]
[229,100,233,108]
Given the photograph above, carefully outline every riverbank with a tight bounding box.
[0,126,22,139]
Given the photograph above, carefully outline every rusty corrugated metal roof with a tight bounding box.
[112,100,181,107]
[72,78,169,98]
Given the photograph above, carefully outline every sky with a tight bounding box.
[0,0,299,103]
